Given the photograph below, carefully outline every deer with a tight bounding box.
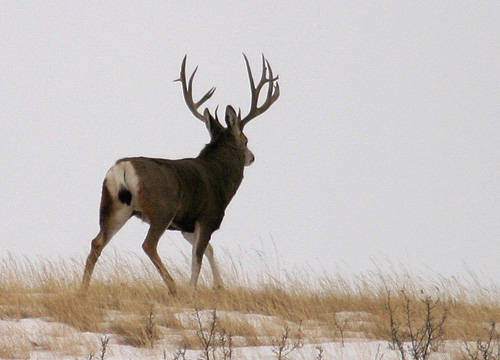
[81,54,279,296]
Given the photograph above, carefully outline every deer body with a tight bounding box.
[82,55,279,295]
[118,151,245,233]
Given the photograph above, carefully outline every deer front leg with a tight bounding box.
[182,226,223,289]
[188,223,213,290]
[202,244,223,289]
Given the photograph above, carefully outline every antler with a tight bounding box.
[240,54,280,128]
[176,55,216,122]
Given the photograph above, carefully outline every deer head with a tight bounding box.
[177,54,280,166]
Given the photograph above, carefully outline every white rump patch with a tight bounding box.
[104,161,140,203]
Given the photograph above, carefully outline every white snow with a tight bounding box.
[0,316,460,360]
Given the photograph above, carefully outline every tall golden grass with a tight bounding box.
[0,252,498,353]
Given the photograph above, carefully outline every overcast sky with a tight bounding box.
[1,2,499,283]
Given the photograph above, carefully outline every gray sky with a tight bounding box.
[1,2,499,282]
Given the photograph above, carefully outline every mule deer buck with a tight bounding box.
[81,55,279,295]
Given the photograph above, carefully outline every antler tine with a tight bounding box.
[243,53,256,93]
[265,59,274,101]
[240,54,280,128]
[176,55,216,122]
[259,54,268,89]
[187,65,198,94]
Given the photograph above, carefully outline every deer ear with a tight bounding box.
[225,105,240,130]
[204,108,223,139]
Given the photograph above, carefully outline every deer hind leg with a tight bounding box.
[182,226,222,289]
[142,222,177,296]
[81,182,132,291]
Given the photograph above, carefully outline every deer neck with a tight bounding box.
[197,143,245,199]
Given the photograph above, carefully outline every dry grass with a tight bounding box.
[0,253,498,356]
[110,316,158,348]
[216,315,259,338]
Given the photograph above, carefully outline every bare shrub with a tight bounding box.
[145,309,156,346]
[374,344,385,360]
[196,308,218,360]
[194,308,234,360]
[99,335,110,360]
[217,329,233,360]
[88,335,110,360]
[315,345,324,360]
[271,322,304,360]
[171,345,188,360]
[461,322,499,360]
[333,312,349,346]
[385,290,448,360]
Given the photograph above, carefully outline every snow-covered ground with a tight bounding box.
[0,316,459,360]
